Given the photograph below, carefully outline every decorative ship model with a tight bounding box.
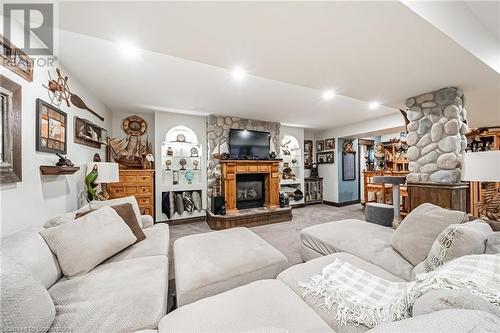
[109,135,153,169]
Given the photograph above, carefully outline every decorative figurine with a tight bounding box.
[173,170,179,185]
[55,153,74,167]
[190,147,198,157]
[179,158,187,170]
[167,146,173,156]
[165,160,172,170]
[176,134,186,142]
[192,160,199,170]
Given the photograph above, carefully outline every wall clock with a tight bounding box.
[122,115,147,136]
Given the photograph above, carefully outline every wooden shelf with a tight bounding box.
[40,165,80,175]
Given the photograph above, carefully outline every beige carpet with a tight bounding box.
[168,204,365,276]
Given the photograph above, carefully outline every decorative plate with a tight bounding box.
[176,134,186,142]
[190,147,198,157]
[122,115,147,136]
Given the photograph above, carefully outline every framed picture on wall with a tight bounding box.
[36,99,67,154]
[304,140,313,169]
[317,151,334,164]
[316,140,324,152]
[325,138,335,150]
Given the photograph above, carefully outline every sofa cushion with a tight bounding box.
[391,203,468,266]
[1,227,61,288]
[89,196,142,226]
[76,203,146,244]
[486,232,500,254]
[412,289,500,318]
[43,204,90,229]
[277,252,405,333]
[157,279,334,333]
[301,219,414,280]
[174,228,288,306]
[0,259,56,333]
[367,309,500,333]
[48,256,168,333]
[105,223,170,264]
[40,206,136,277]
[424,221,492,271]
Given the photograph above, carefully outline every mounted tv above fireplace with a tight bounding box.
[229,129,270,160]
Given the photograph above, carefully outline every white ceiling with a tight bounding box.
[55,1,499,129]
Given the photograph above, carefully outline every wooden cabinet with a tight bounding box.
[305,178,323,204]
[108,169,155,217]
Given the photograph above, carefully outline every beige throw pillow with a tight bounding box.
[39,206,136,277]
[391,203,468,266]
[424,221,492,272]
[89,196,142,226]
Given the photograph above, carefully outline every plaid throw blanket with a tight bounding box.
[299,254,500,328]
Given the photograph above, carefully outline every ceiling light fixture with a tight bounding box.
[369,101,381,109]
[231,66,247,81]
[117,41,139,59]
[322,90,335,101]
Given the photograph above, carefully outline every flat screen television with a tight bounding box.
[229,129,270,160]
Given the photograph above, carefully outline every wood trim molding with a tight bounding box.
[220,160,280,213]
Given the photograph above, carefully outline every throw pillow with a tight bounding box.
[169,191,175,217]
[485,232,500,254]
[89,196,142,226]
[424,221,492,272]
[76,203,146,244]
[39,206,136,277]
[43,204,90,228]
[391,203,468,266]
[0,258,55,333]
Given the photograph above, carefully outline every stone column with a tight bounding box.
[405,87,468,183]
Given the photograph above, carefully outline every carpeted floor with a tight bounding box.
[168,203,365,276]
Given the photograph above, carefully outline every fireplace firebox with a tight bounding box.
[236,174,265,209]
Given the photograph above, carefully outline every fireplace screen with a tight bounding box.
[236,174,265,209]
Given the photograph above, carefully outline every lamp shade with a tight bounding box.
[86,162,119,183]
[461,151,500,182]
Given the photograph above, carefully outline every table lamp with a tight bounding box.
[86,162,119,201]
[461,151,500,220]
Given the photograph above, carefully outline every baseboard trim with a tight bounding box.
[323,199,361,207]
[291,203,306,208]
[156,215,207,226]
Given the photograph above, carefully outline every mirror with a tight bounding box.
[0,75,22,184]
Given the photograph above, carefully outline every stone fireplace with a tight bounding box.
[236,174,265,209]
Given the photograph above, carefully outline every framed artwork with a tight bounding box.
[316,140,324,152]
[36,99,67,154]
[342,152,356,181]
[1,34,34,82]
[304,140,313,169]
[0,75,22,183]
[325,138,335,150]
[317,151,334,164]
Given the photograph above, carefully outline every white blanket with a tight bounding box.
[299,254,500,328]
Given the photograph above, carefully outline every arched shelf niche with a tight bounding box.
[280,135,300,156]
[165,125,198,144]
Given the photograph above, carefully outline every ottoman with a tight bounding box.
[174,227,288,307]
[365,202,394,227]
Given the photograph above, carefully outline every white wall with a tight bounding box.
[154,111,207,220]
[0,26,111,236]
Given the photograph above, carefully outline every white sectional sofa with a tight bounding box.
[1,214,170,333]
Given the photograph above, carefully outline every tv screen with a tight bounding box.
[229,129,270,159]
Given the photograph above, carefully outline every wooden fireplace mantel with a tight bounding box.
[220,160,281,213]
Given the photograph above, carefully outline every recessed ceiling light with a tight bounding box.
[322,90,335,101]
[231,66,247,81]
[117,41,139,59]
[369,101,381,109]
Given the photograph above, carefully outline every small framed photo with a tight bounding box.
[325,138,335,150]
[317,151,334,164]
[36,99,67,154]
[316,140,324,152]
